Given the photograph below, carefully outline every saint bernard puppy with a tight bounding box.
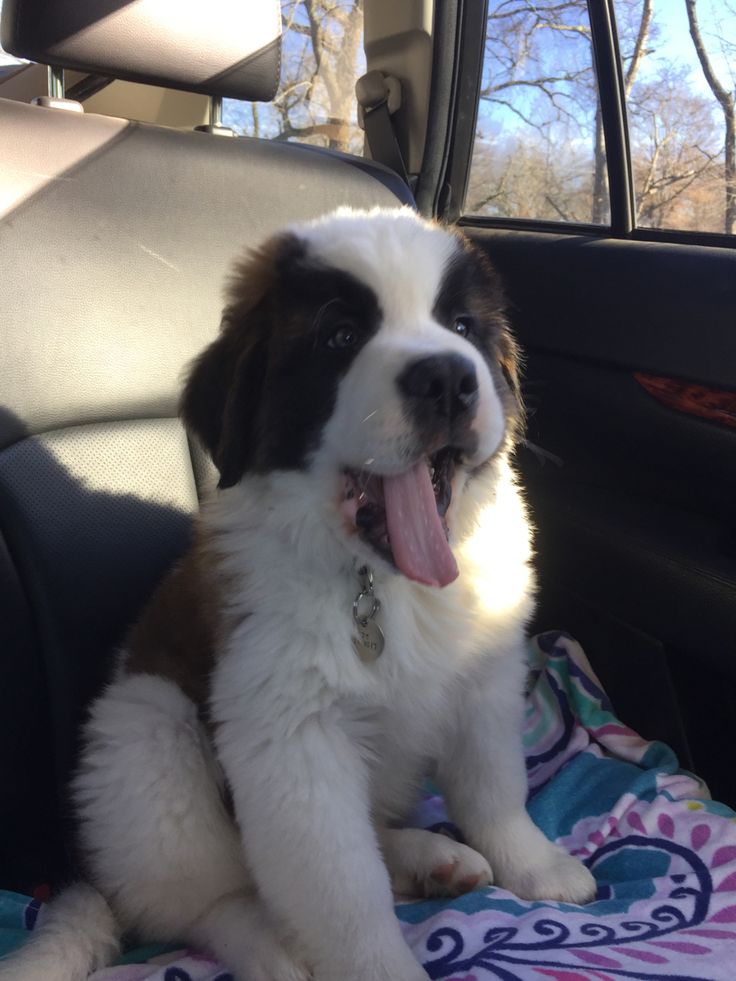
[3,208,595,981]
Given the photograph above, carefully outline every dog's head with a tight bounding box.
[183,208,523,587]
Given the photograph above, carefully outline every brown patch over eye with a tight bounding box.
[183,234,383,486]
[432,243,508,357]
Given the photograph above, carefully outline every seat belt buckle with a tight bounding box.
[356,70,402,128]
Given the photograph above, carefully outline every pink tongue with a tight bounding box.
[382,461,459,588]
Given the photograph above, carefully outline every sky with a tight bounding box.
[474,0,735,147]
[642,0,734,93]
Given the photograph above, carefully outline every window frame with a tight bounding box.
[445,0,736,250]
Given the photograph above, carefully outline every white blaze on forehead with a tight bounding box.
[294,207,459,326]
[303,207,507,477]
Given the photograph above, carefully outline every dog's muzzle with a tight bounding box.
[398,353,479,439]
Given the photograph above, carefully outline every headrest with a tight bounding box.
[0,0,281,102]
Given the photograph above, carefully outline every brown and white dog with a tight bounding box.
[2,208,595,981]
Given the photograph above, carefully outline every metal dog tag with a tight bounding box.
[352,565,385,663]
[353,618,385,662]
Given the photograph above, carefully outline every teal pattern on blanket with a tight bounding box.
[2,631,736,979]
[398,632,736,980]
[0,890,42,960]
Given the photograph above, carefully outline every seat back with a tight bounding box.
[0,0,412,891]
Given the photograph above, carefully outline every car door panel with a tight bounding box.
[464,227,736,806]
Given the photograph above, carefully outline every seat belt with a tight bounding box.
[356,70,410,186]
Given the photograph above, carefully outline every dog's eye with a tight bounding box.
[326,324,359,350]
[453,317,473,338]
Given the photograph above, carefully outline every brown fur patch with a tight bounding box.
[180,233,301,488]
[433,230,525,444]
[124,528,222,711]
[181,230,381,487]
[223,233,301,326]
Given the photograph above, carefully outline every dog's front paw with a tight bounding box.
[483,819,596,905]
[498,842,596,904]
[381,827,493,898]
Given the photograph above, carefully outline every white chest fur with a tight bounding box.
[206,459,534,805]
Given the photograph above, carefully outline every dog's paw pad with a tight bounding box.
[421,842,493,898]
[384,828,493,899]
[428,862,455,885]
[457,873,481,893]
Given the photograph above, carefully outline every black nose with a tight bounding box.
[398,353,479,421]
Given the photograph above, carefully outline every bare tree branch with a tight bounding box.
[544,195,571,220]
[624,0,653,96]
[685,0,735,232]
[686,0,732,107]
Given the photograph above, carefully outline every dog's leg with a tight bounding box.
[189,892,308,981]
[379,827,492,898]
[0,884,118,981]
[218,711,428,981]
[436,651,596,904]
[76,673,308,981]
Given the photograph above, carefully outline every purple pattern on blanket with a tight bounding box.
[395,633,736,979]
[401,811,736,980]
[4,632,735,980]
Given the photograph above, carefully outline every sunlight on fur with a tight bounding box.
[460,472,534,619]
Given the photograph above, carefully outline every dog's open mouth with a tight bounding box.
[341,447,460,588]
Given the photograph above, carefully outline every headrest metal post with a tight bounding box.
[47,65,65,99]
[195,95,235,137]
[210,96,223,128]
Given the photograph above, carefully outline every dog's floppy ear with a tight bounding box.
[181,233,298,488]
[498,328,523,405]
[497,326,526,442]
[181,324,267,488]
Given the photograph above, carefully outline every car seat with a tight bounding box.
[0,0,412,893]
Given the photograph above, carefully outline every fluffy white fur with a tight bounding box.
[0,208,595,981]
[0,885,118,980]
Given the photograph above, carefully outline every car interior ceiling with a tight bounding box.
[1,0,735,902]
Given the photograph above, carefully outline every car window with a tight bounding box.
[465,0,609,226]
[613,0,736,235]
[464,0,735,237]
[223,0,365,155]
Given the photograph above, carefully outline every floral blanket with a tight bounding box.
[2,631,736,979]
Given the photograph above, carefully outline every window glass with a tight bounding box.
[224,0,365,155]
[614,0,736,235]
[465,0,608,225]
